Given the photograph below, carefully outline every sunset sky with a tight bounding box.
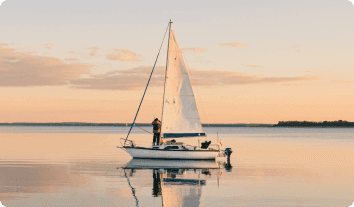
[1,0,354,124]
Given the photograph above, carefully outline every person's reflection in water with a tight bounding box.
[129,169,136,177]
[152,170,162,197]
[202,169,211,176]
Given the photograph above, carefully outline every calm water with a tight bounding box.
[1,126,354,207]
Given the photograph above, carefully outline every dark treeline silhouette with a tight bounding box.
[275,120,354,127]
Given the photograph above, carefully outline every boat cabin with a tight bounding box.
[152,140,189,150]
[150,139,215,151]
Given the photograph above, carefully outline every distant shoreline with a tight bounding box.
[273,120,354,128]
[0,122,273,127]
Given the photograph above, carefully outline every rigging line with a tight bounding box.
[124,169,139,207]
[161,20,173,129]
[124,22,170,144]
[136,126,153,134]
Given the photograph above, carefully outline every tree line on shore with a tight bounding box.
[275,120,354,127]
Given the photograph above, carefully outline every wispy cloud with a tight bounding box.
[282,83,303,86]
[65,58,79,61]
[219,43,249,48]
[89,47,99,56]
[71,66,163,90]
[245,64,264,69]
[70,66,317,90]
[106,48,140,62]
[332,79,354,83]
[286,44,302,53]
[182,47,207,53]
[44,43,55,50]
[0,44,90,87]
[188,69,316,87]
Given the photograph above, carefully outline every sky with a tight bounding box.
[0,0,354,124]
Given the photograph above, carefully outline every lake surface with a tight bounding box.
[1,126,354,207]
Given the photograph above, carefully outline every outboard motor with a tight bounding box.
[224,148,233,171]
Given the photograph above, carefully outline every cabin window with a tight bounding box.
[164,146,179,150]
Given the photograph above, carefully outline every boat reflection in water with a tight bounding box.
[122,159,228,207]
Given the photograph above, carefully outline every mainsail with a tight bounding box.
[161,30,206,138]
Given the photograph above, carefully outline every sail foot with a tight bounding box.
[163,133,206,138]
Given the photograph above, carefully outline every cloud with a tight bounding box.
[220,43,249,48]
[182,47,207,53]
[349,0,354,6]
[332,79,354,83]
[44,43,55,50]
[89,47,99,56]
[188,69,316,87]
[68,51,75,54]
[65,58,79,61]
[245,64,263,69]
[0,44,90,87]
[70,66,316,90]
[71,66,164,90]
[286,44,302,53]
[0,0,5,7]
[282,83,302,86]
[106,48,140,62]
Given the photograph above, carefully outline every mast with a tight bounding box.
[161,20,173,129]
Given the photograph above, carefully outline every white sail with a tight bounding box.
[161,30,205,138]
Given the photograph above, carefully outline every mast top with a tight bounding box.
[169,20,173,32]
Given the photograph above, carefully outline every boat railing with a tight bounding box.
[184,144,199,150]
[183,144,220,151]
[208,144,220,151]
[119,138,136,148]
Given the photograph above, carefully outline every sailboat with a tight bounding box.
[119,21,222,160]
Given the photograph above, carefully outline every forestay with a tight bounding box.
[161,30,206,138]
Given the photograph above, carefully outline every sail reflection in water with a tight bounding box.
[123,159,223,207]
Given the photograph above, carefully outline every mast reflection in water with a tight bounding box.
[122,159,228,207]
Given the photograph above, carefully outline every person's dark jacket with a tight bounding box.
[151,120,161,133]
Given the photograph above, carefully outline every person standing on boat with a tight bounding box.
[151,118,161,145]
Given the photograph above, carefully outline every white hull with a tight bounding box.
[124,147,218,160]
